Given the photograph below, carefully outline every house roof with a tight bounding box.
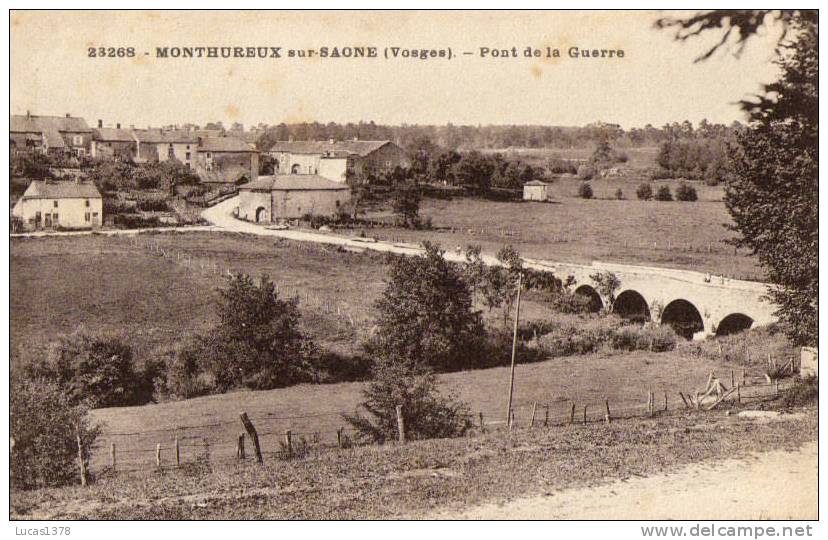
[133,129,197,144]
[198,137,257,153]
[22,181,102,199]
[241,174,350,191]
[10,115,92,133]
[93,128,135,142]
[42,129,66,148]
[267,140,391,157]
[524,180,548,186]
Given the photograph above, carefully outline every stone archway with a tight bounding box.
[255,206,268,223]
[716,313,754,336]
[574,284,603,313]
[613,290,650,323]
[291,163,301,174]
[662,299,705,339]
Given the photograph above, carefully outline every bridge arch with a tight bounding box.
[613,289,650,323]
[716,313,754,337]
[574,285,603,313]
[661,299,704,340]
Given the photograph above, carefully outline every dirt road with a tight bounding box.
[428,441,817,520]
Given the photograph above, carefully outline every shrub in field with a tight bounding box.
[677,325,794,367]
[636,182,653,200]
[615,188,625,200]
[610,325,677,352]
[162,340,216,399]
[578,182,594,199]
[345,356,471,444]
[30,331,149,408]
[655,185,674,201]
[11,375,99,490]
[675,182,698,202]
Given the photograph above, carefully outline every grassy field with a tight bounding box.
[362,195,761,280]
[482,146,660,169]
[12,406,816,519]
[11,232,561,364]
[77,347,767,473]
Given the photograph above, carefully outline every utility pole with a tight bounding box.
[505,271,523,430]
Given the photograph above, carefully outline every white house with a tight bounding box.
[12,181,103,230]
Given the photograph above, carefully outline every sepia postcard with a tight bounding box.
[6,7,820,531]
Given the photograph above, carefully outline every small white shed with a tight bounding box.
[523,180,550,201]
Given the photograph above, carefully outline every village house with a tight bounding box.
[195,136,260,186]
[133,129,198,168]
[10,113,93,156]
[12,180,103,230]
[238,174,351,222]
[91,120,137,160]
[523,180,551,201]
[267,139,409,183]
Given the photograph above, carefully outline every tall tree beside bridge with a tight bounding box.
[659,10,818,346]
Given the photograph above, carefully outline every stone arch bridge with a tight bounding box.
[523,259,776,340]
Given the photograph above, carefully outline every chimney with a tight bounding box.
[98,119,103,128]
[353,136,358,141]
[130,124,135,129]
[328,138,335,144]
[26,110,31,120]
[66,113,71,118]
[116,123,121,129]
[288,135,294,143]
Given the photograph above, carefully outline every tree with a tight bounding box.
[636,182,653,200]
[391,183,421,228]
[31,331,148,408]
[578,182,594,199]
[200,273,318,390]
[659,10,817,345]
[11,375,100,490]
[675,182,698,201]
[369,242,485,372]
[590,271,621,312]
[344,356,471,444]
[655,185,673,201]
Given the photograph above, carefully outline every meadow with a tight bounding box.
[363,195,761,280]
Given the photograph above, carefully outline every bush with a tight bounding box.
[11,376,99,490]
[113,214,161,228]
[578,182,594,199]
[577,163,596,180]
[782,376,818,407]
[547,158,578,175]
[655,185,673,201]
[136,199,170,212]
[29,331,150,408]
[675,182,698,202]
[535,318,677,357]
[636,183,653,200]
[344,357,471,444]
[614,188,624,200]
[611,325,677,352]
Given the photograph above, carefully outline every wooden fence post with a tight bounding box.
[396,405,406,444]
[529,402,537,428]
[663,392,668,412]
[284,430,293,459]
[478,412,485,432]
[110,442,116,471]
[604,399,612,424]
[583,405,587,424]
[174,437,180,467]
[156,443,161,469]
[76,431,88,487]
[237,433,245,459]
[737,384,741,404]
[569,402,576,425]
[240,412,264,464]
[337,427,343,448]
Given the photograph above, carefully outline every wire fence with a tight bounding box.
[85,379,787,476]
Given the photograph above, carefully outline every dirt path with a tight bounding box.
[429,441,817,520]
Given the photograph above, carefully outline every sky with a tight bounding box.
[10,10,785,129]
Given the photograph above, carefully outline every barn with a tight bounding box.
[238,175,351,222]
